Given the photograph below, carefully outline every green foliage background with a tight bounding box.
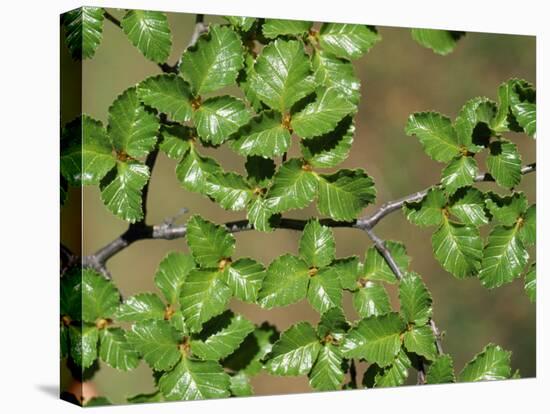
[60,9,535,402]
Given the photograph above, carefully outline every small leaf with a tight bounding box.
[224,16,256,32]
[258,254,310,308]
[485,192,527,226]
[127,391,163,404]
[247,197,276,232]
[221,258,265,303]
[265,322,321,376]
[342,313,405,366]
[411,29,464,55]
[486,140,522,188]
[403,188,446,227]
[307,268,343,314]
[205,172,252,211]
[525,263,536,303]
[99,327,140,371]
[155,252,196,306]
[374,350,411,387]
[262,19,312,39]
[186,215,235,267]
[353,281,392,318]
[454,97,496,148]
[62,7,104,59]
[299,220,336,268]
[519,204,536,247]
[193,96,251,145]
[301,117,355,168]
[115,293,166,322]
[317,307,349,340]
[137,74,192,122]
[319,23,381,60]
[250,39,316,112]
[363,241,411,284]
[426,354,455,384]
[69,324,99,368]
[458,344,512,382]
[403,325,437,360]
[82,269,120,323]
[159,125,192,160]
[308,343,345,391]
[176,145,221,194]
[509,79,536,137]
[245,156,276,187]
[448,187,488,226]
[399,272,432,325]
[121,10,171,63]
[328,256,360,290]
[441,155,478,194]
[61,268,83,320]
[312,51,361,104]
[181,25,243,95]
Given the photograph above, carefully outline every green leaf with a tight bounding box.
[127,391,163,404]
[363,241,411,284]
[292,88,357,139]
[159,357,230,401]
[353,281,392,318]
[137,74,192,122]
[301,117,355,168]
[492,81,514,132]
[374,350,411,387]
[99,327,140,371]
[224,16,256,32]
[312,51,361,104]
[317,169,376,221]
[85,397,112,407]
[454,97,496,148]
[245,156,276,187]
[176,145,221,194]
[127,320,182,371]
[411,29,463,55]
[62,7,104,59]
[342,313,405,366]
[61,268,82,320]
[155,252,196,306]
[441,155,478,194]
[186,215,235,267]
[108,87,159,159]
[307,268,343,314]
[193,96,251,145]
[221,258,265,303]
[485,192,527,226]
[479,225,528,289]
[519,204,536,246]
[82,269,120,323]
[525,263,536,303]
[448,187,489,226]
[486,140,522,188]
[115,293,166,322]
[181,25,243,95]
[231,111,291,158]
[180,269,232,332]
[61,325,69,359]
[262,19,312,39]
[205,172,252,211]
[403,325,437,360]
[432,219,482,278]
[250,39,316,112]
[191,312,255,360]
[317,307,349,340]
[328,256,360,290]
[426,354,455,384]
[403,188,446,227]
[229,372,254,396]
[458,344,512,382]
[308,343,345,391]
[299,220,336,268]
[247,197,276,232]
[399,272,432,325]
[60,116,115,186]
[319,23,380,60]
[69,324,99,368]
[405,112,461,162]
[265,159,318,213]
[121,10,171,63]
[159,125,192,160]
[509,79,536,137]
[265,322,321,376]
[169,310,188,334]
[258,254,310,308]
[100,161,150,223]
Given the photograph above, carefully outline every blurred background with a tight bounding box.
[61,8,536,403]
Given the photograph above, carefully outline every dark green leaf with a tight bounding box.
[426,354,455,384]
[486,140,522,188]
[99,327,140,371]
[403,325,437,360]
[115,293,166,322]
[85,396,112,406]
[399,272,432,325]
[317,307,349,340]
[121,10,172,63]
[353,281,392,318]
[159,125,192,160]
[186,215,235,267]
[69,324,99,368]
[328,256,360,290]
[155,252,196,306]
[411,29,463,55]
[224,16,256,32]
[458,344,512,382]
[519,204,536,246]
[405,112,460,162]
[454,97,496,148]
[262,19,312,39]
[301,117,355,168]
[448,187,488,226]
[363,241,410,284]
[221,258,265,303]
[247,197,276,232]
[244,156,276,187]
[374,350,411,387]
[61,268,82,320]
[127,391,163,404]
[485,192,527,226]
[137,74,192,122]
[308,343,345,390]
[82,269,120,323]
[175,144,221,194]
[307,267,343,314]
[509,79,536,137]
[205,172,252,211]
[62,7,104,59]
[312,51,361,104]
[403,188,446,227]
[299,220,336,268]
[441,155,478,194]
[319,23,380,60]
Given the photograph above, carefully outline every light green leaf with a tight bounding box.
[492,81,514,132]
[231,111,291,158]
[458,344,512,382]
[258,254,310,308]
[301,117,355,168]
[479,225,528,289]
[399,272,432,325]
[411,29,463,55]
[328,256,360,290]
[454,97,496,148]
[317,169,376,221]
[519,204,536,246]
[448,187,488,226]
[193,96,251,145]
[224,16,256,32]
[82,269,120,323]
[69,324,99,368]
[100,161,150,223]
[308,343,345,391]
[108,87,159,159]
[229,372,254,396]
[247,197,276,232]
[176,144,221,194]
[486,140,522,188]
[403,325,437,360]
[485,192,527,226]
[181,25,243,95]
[432,218,482,278]
[426,354,455,384]
[441,155,478,194]
[307,267,343,314]
[205,172,252,212]
[525,263,536,303]
[312,51,361,104]
[353,281,392,318]
[222,258,265,303]
[403,188,446,227]
[262,19,312,39]
[363,241,411,284]
[127,320,182,371]
[169,310,188,334]
[191,312,255,360]
[292,88,357,139]
[265,159,318,213]
[342,313,405,366]
[249,39,316,112]
[159,357,230,401]
[374,350,411,387]
[115,293,166,322]
[121,10,171,63]
[159,125,192,160]
[319,23,380,60]
[137,74,192,122]
[62,7,104,59]
[186,215,235,267]
[99,327,140,371]
[155,252,196,306]
[512,102,536,137]
[299,220,336,268]
[405,112,461,163]
[179,269,232,332]
[265,322,321,376]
